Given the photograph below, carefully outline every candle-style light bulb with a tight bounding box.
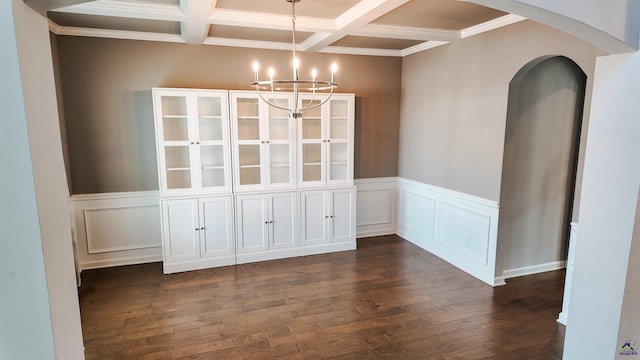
[293,57,300,81]
[331,63,338,82]
[253,62,259,82]
[268,68,275,82]
[311,68,317,81]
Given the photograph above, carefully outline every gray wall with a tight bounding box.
[54,36,401,194]
[498,57,585,273]
[398,20,599,209]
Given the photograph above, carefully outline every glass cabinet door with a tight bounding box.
[235,97,262,186]
[160,96,192,190]
[266,98,293,187]
[300,99,323,184]
[327,98,349,183]
[196,96,227,189]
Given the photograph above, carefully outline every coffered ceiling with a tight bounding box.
[45,0,525,57]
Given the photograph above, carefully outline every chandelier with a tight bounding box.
[251,0,338,119]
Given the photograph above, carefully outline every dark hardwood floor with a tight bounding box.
[79,235,566,359]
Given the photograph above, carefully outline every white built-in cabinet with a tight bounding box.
[235,192,298,263]
[300,188,356,245]
[161,196,235,273]
[153,87,356,274]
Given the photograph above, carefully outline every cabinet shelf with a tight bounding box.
[167,167,191,171]
[239,164,261,169]
[199,115,222,119]
[330,161,348,166]
[270,163,291,167]
[303,162,322,166]
[163,115,187,119]
[202,166,225,170]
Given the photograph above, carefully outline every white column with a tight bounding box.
[5,0,85,358]
[563,51,640,359]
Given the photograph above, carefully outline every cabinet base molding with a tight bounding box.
[163,256,236,274]
[236,241,357,265]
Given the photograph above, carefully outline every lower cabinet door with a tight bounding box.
[300,190,327,244]
[236,194,269,253]
[200,196,234,258]
[328,188,355,243]
[161,199,200,263]
[270,192,297,249]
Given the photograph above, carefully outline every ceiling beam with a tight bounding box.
[181,0,215,44]
[353,24,461,42]
[209,9,335,33]
[50,0,184,21]
[301,0,412,52]
[24,0,92,14]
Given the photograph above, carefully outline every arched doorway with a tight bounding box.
[496,56,586,280]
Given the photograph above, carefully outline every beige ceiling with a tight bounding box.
[45,0,524,57]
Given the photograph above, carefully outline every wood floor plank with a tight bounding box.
[79,235,566,359]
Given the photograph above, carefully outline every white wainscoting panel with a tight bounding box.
[396,178,499,286]
[72,191,162,271]
[355,177,397,238]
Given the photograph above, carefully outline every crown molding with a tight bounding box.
[461,14,526,38]
[401,40,450,56]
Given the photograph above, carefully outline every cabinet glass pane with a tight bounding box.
[166,170,191,189]
[200,145,224,168]
[303,100,321,117]
[239,145,261,185]
[161,96,187,116]
[239,167,261,185]
[330,100,348,118]
[237,118,260,140]
[165,146,191,169]
[302,118,321,139]
[270,144,290,184]
[303,164,321,182]
[269,102,290,140]
[236,98,259,117]
[330,118,348,139]
[202,168,225,187]
[198,97,222,117]
[329,143,348,181]
[199,117,223,141]
[302,143,321,182]
[163,117,189,141]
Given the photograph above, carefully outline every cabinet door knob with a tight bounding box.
[265,221,269,224]
[195,228,199,231]
[200,227,205,230]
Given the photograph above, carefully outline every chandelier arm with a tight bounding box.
[300,85,336,111]
[254,85,291,113]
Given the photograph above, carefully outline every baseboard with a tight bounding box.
[502,260,567,280]
[557,312,568,326]
[235,241,357,265]
[80,252,163,271]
